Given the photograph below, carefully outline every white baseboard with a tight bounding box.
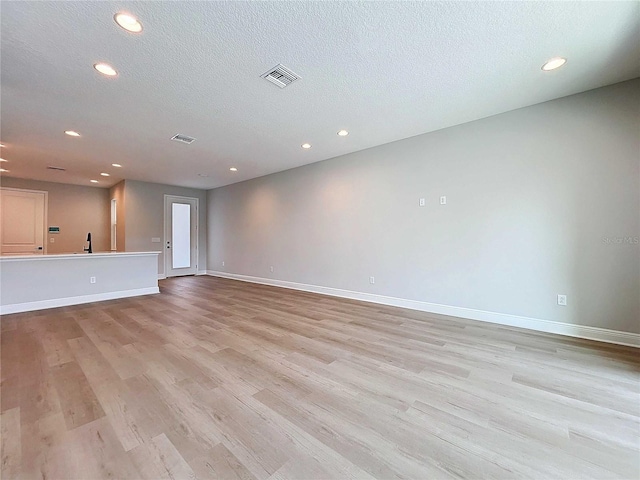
[158,274,166,280]
[206,271,640,348]
[0,287,160,315]
[196,270,207,276]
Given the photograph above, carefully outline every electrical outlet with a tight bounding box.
[419,198,425,207]
[270,266,274,272]
[440,196,447,205]
[50,237,55,243]
[222,261,225,267]
[557,294,567,306]
[369,276,375,284]
[90,276,96,284]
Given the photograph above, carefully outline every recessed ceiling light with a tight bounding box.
[112,163,122,168]
[65,130,81,137]
[90,180,98,183]
[0,168,10,173]
[100,172,110,176]
[0,143,5,147]
[114,12,143,33]
[337,130,349,136]
[94,63,118,77]
[301,143,312,149]
[541,57,567,71]
[0,158,6,162]
[229,167,238,172]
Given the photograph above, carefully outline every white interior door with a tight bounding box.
[0,188,47,255]
[164,195,198,277]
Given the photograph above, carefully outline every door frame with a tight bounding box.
[163,194,199,277]
[0,187,49,255]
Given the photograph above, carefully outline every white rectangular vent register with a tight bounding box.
[261,64,301,88]
[171,134,196,144]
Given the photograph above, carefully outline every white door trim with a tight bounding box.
[164,195,199,277]
[0,187,49,255]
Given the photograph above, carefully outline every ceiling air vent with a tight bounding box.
[261,64,301,88]
[47,166,66,171]
[171,134,196,144]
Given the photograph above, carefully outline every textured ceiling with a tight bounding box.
[1,1,639,189]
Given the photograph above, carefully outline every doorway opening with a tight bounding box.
[110,198,117,251]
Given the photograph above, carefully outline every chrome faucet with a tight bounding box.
[84,232,92,253]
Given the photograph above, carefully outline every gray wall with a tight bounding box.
[0,253,158,313]
[0,177,110,253]
[124,180,207,277]
[207,79,640,334]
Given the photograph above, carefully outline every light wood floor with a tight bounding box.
[1,276,639,479]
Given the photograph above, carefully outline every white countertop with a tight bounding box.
[0,251,161,261]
